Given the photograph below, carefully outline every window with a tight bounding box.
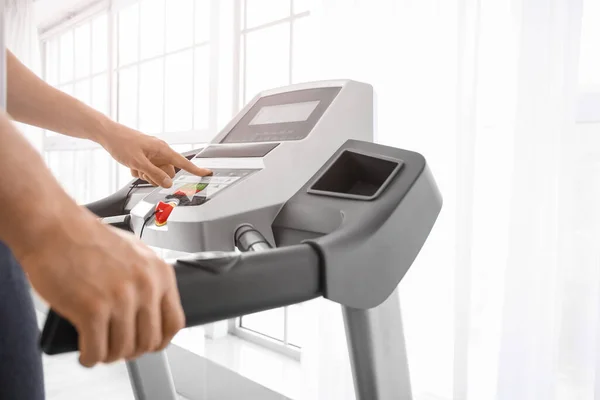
[41,0,315,358]
[43,11,113,203]
[228,0,313,358]
[232,304,305,360]
[240,0,313,106]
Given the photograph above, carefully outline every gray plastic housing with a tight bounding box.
[130,80,374,253]
[273,139,442,309]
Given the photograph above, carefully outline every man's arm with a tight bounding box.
[0,112,184,366]
[6,50,109,143]
[0,111,77,260]
[6,50,210,187]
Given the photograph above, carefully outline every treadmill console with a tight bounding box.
[143,142,277,207]
[130,80,374,252]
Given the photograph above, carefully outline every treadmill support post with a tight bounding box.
[342,286,413,400]
[127,351,178,400]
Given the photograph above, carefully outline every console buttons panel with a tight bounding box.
[144,168,259,208]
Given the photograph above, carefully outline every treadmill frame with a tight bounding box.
[127,352,178,400]
[124,270,413,400]
[125,227,414,400]
[343,288,413,400]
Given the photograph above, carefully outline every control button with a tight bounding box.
[178,185,196,197]
[155,201,177,226]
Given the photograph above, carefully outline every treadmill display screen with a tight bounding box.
[249,101,319,125]
[220,87,341,144]
[144,169,258,207]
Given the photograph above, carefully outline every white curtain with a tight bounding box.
[301,0,596,399]
[5,0,43,151]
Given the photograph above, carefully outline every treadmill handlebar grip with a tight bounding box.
[101,215,133,232]
[85,184,132,218]
[40,244,322,355]
[179,244,321,328]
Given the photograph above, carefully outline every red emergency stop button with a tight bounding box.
[155,201,176,226]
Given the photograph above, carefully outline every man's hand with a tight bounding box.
[20,212,185,367]
[99,125,211,188]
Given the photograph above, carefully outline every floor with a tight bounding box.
[43,353,189,400]
[43,352,135,400]
[36,302,136,400]
[44,354,139,400]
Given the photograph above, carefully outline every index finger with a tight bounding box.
[165,149,212,177]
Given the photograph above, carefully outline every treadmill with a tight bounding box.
[40,80,443,400]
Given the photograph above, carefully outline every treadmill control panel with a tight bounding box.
[220,87,341,144]
[144,169,258,207]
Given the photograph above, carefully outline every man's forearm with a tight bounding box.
[0,112,90,260]
[6,50,114,144]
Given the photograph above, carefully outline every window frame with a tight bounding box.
[40,0,221,194]
[39,3,218,145]
[40,3,118,198]
[238,0,310,108]
[229,315,301,361]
